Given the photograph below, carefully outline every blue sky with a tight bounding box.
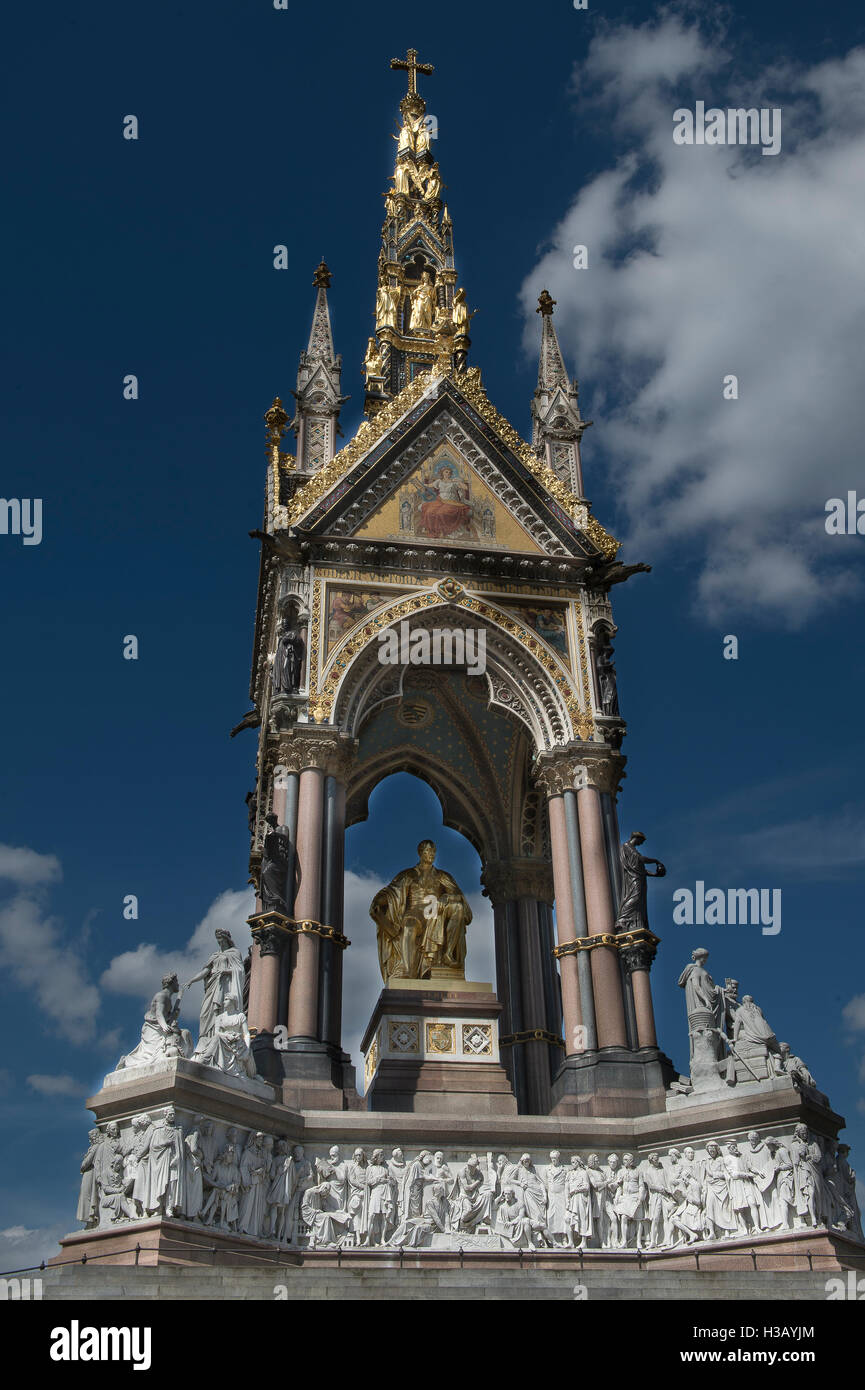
[2,0,864,1267]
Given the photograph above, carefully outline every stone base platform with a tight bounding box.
[39,1259,862,1302]
[51,1217,864,1275]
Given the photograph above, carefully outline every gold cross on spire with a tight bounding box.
[390,47,434,97]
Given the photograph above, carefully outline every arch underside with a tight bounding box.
[332,600,579,752]
[344,667,549,863]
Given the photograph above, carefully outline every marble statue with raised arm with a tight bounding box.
[185,930,246,1047]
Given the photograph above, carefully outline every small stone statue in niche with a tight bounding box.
[260,812,291,914]
[595,630,620,717]
[273,623,305,694]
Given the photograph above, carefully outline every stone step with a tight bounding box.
[40,1264,839,1301]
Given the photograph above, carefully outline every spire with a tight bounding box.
[536,290,569,392]
[531,290,590,496]
[291,259,347,473]
[363,48,474,413]
[306,258,336,363]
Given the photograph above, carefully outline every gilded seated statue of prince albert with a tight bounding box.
[370,840,472,983]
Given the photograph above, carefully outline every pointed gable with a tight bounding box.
[276,367,619,561]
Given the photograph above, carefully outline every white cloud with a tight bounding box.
[25,1074,84,1098]
[0,845,61,887]
[843,995,865,1032]
[100,888,255,1032]
[0,887,100,1045]
[521,14,865,624]
[0,840,256,1052]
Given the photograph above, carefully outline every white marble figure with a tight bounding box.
[669,1147,706,1245]
[183,1123,207,1221]
[302,1181,354,1249]
[98,1154,137,1225]
[287,1145,314,1245]
[124,1112,153,1218]
[193,992,255,1078]
[703,1141,736,1239]
[565,1155,593,1249]
[75,1124,863,1255]
[615,1154,647,1249]
[203,1130,242,1231]
[544,1151,570,1248]
[116,974,193,1071]
[764,1137,796,1231]
[779,1042,817,1090]
[585,1155,608,1248]
[184,930,246,1048]
[239,1132,271,1237]
[790,1124,827,1229]
[266,1139,295,1243]
[365,1150,394,1247]
[642,1152,676,1249]
[315,1145,348,1210]
[140,1107,186,1217]
[77,1130,102,1228]
[389,1181,449,1249]
[603,1153,623,1248]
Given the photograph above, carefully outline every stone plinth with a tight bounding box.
[361,982,517,1115]
[551,1046,676,1118]
[51,1217,303,1269]
[45,1225,864,1283]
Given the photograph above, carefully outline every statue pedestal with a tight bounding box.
[361,981,518,1115]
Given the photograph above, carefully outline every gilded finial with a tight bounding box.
[391,46,433,120]
[264,397,289,440]
[537,289,556,316]
[390,47,434,98]
[312,258,332,289]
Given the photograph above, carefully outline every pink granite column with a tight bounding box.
[547,792,584,1055]
[246,767,289,1031]
[577,785,627,1048]
[248,931,282,1035]
[631,968,658,1048]
[286,765,324,1039]
[271,776,287,824]
[246,939,264,1031]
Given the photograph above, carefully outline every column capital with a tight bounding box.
[533,746,626,799]
[248,911,292,957]
[267,729,357,779]
[618,927,660,974]
[482,858,554,905]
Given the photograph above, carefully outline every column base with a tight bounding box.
[550,1046,676,1118]
[252,1034,361,1111]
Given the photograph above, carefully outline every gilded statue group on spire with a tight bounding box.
[365,49,476,402]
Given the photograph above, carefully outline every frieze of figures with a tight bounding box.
[77,1115,862,1253]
